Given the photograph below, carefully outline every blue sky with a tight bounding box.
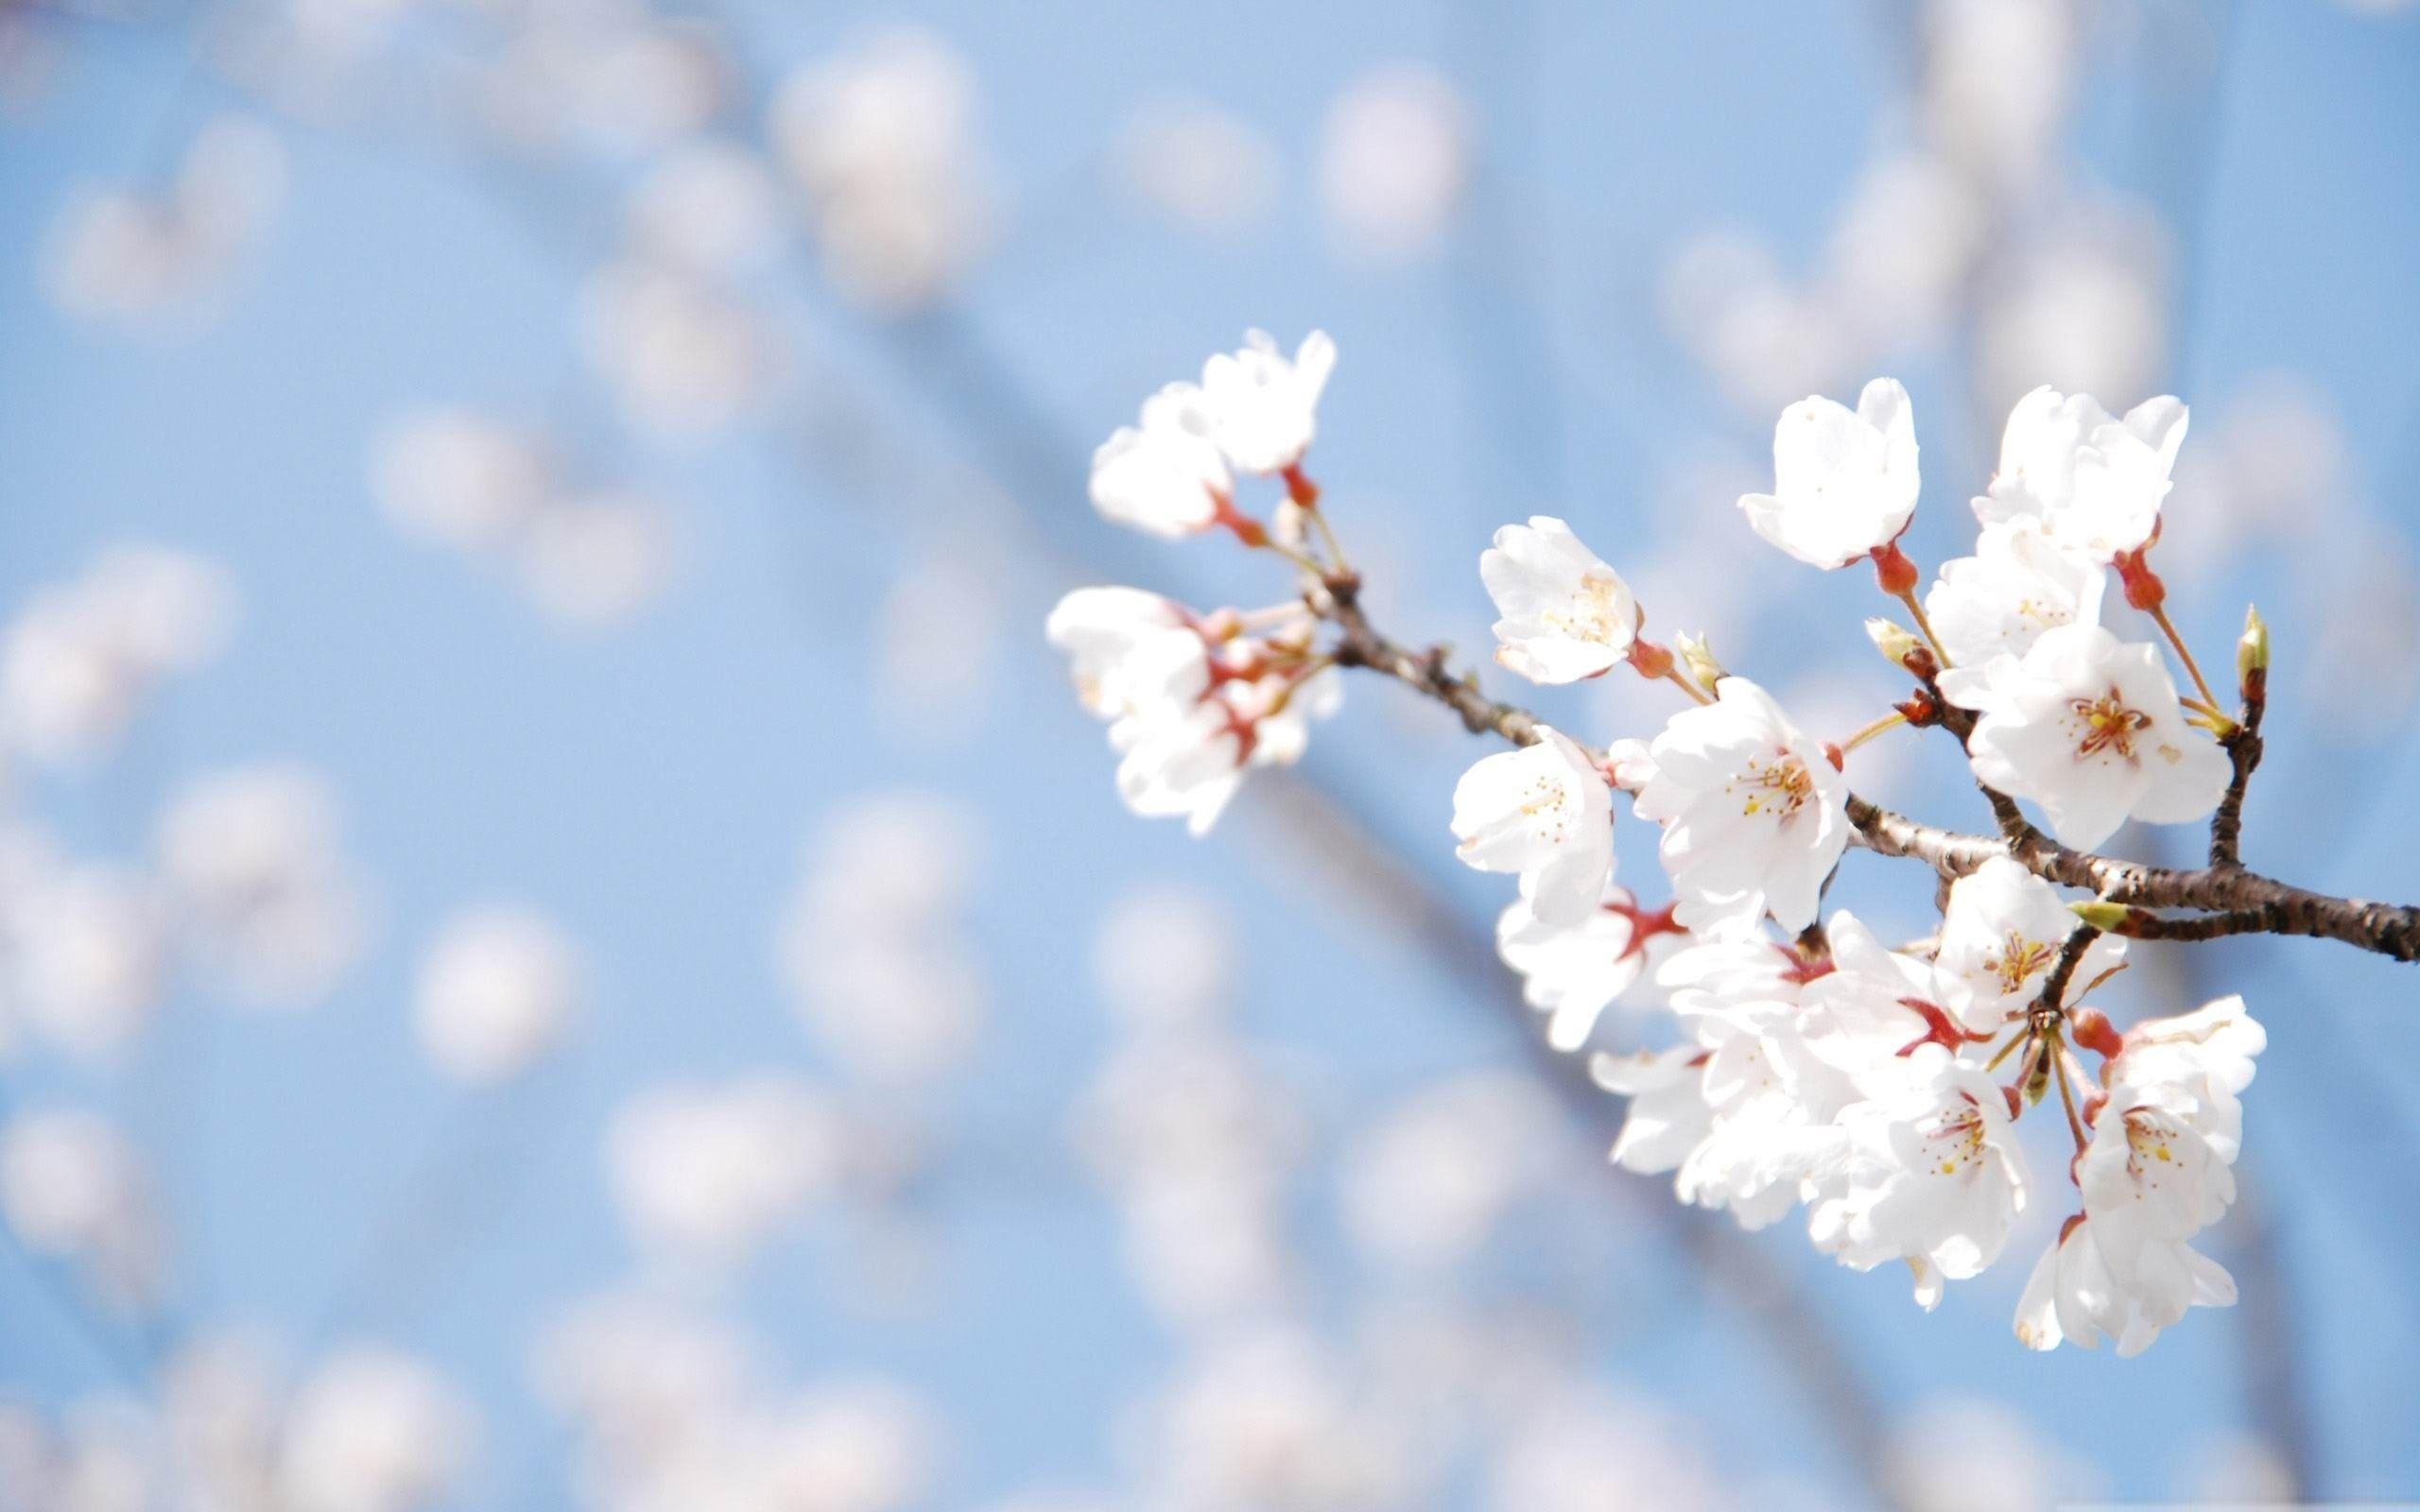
[5,1,2420,1506]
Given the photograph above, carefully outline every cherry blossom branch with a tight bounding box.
[1840,794,2005,877]
[1318,573,1541,747]
[2211,725,2263,871]
[2034,922,2103,1018]
[1305,573,2420,964]
[2006,839,2420,960]
[2089,903,2301,946]
[2210,627,2268,869]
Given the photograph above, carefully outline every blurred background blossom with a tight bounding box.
[2,1,2419,1508]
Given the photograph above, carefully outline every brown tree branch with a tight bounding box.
[1305,574,2420,964]
[2210,679,2267,870]
[2034,923,2104,1017]
[1321,573,1540,747]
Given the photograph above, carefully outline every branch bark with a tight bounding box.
[1307,574,2420,965]
[1322,574,1540,747]
[2210,681,2266,869]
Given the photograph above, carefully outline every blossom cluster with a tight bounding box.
[1054,332,2273,1353]
[1047,332,1344,834]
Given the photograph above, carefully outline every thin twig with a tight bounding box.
[2052,1040,2089,1152]
[2211,672,2267,869]
[2151,603,2225,716]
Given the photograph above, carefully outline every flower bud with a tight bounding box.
[1217,507,1269,549]
[1893,689,1942,728]
[1627,637,1675,682]
[1866,617,1919,665]
[2238,604,2269,701]
[2066,900,2135,935]
[2066,1006,2124,1061]
[1280,462,1321,510]
[1864,617,1937,680]
[1675,632,1725,696]
[1870,541,1918,596]
[2115,547,2165,612]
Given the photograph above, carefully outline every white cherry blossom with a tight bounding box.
[1806,1046,2029,1309]
[2017,996,2262,1355]
[1044,588,1201,718]
[1671,1003,1857,1229]
[1111,699,1253,836]
[1633,678,1849,934]
[1198,330,1336,474]
[1654,924,1833,1020]
[1798,911,1948,1074]
[2104,995,2266,1160]
[1050,590,1337,836]
[1938,624,2232,849]
[1924,516,2107,666]
[1933,857,2124,1035]
[2014,1202,2237,1359]
[1449,727,1614,925]
[1089,384,1230,538]
[1602,735,1657,794]
[1495,881,1683,1051]
[2079,1078,2237,1266]
[1115,658,1339,838]
[2012,1214,2232,1357]
[1590,1044,1712,1177]
[1737,378,1919,570]
[1593,925,1854,1227]
[1239,661,1342,772]
[1479,517,1639,683]
[1974,385,2189,562]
